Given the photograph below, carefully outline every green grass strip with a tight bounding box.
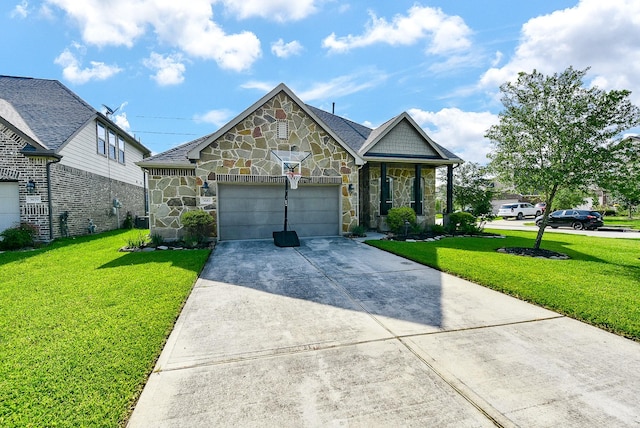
[0,230,210,427]
[367,229,640,341]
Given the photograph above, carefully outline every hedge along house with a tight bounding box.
[138,83,462,241]
[0,76,151,240]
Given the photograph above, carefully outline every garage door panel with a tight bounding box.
[218,184,339,240]
[0,182,20,232]
[290,211,337,224]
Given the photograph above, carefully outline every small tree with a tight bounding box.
[437,162,495,216]
[486,66,640,249]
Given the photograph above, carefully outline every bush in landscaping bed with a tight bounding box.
[181,210,215,244]
[386,207,417,234]
[445,212,479,234]
[0,223,38,250]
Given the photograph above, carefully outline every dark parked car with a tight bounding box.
[535,210,604,230]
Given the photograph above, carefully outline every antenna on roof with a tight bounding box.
[102,104,119,117]
[332,102,335,114]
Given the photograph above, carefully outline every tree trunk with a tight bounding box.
[533,185,559,250]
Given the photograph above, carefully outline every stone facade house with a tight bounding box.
[0,76,151,240]
[138,83,462,241]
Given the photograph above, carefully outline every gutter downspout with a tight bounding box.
[47,157,61,240]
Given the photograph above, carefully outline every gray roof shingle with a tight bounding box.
[305,104,373,152]
[0,76,97,151]
[141,87,462,165]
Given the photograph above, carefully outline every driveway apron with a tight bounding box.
[128,237,640,427]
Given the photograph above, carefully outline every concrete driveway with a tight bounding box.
[128,237,640,427]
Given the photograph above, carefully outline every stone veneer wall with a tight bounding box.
[148,92,359,240]
[1,124,146,240]
[148,173,197,240]
[368,164,436,230]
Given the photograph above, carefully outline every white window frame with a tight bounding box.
[118,135,125,164]
[97,123,107,155]
[108,130,117,160]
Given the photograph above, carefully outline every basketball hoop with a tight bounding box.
[286,171,302,189]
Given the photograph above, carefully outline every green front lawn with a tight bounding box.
[603,216,640,229]
[0,230,210,427]
[368,230,640,341]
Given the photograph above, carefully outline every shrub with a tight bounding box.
[122,211,134,229]
[0,223,38,250]
[150,233,164,247]
[350,224,367,237]
[428,224,446,235]
[181,210,215,244]
[445,212,477,234]
[125,232,148,249]
[386,207,417,234]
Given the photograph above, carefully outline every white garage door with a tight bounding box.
[0,182,20,232]
[218,184,340,240]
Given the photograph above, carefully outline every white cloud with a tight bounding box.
[297,72,388,102]
[478,0,640,103]
[271,39,303,58]
[240,80,276,92]
[53,49,122,84]
[408,107,498,164]
[46,0,262,72]
[113,112,131,131]
[194,109,234,127]
[322,5,472,55]
[216,0,319,22]
[11,0,29,18]
[143,52,186,86]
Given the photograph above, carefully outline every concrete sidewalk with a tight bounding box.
[127,237,640,427]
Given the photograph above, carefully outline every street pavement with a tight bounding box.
[127,237,640,427]
[484,218,640,239]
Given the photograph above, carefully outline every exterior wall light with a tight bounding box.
[348,183,354,195]
[202,181,211,196]
[26,180,36,194]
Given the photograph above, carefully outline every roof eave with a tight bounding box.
[19,148,62,160]
[136,160,196,170]
[363,154,463,165]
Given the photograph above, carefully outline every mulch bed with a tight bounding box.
[497,247,569,260]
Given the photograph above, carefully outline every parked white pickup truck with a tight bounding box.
[498,203,541,220]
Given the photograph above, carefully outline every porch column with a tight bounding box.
[446,164,454,214]
[380,162,390,215]
[413,164,423,215]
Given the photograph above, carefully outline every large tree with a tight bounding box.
[599,136,640,218]
[486,66,640,249]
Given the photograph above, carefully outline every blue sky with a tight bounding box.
[3,0,639,163]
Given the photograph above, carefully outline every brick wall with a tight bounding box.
[50,163,146,238]
[1,124,146,240]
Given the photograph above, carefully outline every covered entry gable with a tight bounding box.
[359,112,458,163]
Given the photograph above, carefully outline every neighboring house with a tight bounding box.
[138,83,462,241]
[0,76,151,240]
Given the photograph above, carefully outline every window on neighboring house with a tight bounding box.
[108,130,117,159]
[118,136,125,164]
[97,123,107,155]
[277,121,288,139]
